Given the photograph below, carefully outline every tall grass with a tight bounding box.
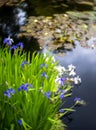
[0,37,82,130]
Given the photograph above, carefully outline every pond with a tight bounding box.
[54,41,96,130]
[0,1,96,130]
[0,2,27,37]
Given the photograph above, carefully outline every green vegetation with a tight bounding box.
[0,36,83,130]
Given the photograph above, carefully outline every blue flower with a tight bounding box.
[56,77,66,86]
[18,83,33,92]
[18,119,22,125]
[18,84,28,92]
[4,90,11,98]
[8,88,16,93]
[17,42,24,49]
[74,97,81,102]
[21,61,29,67]
[59,109,64,113]
[45,91,51,99]
[41,72,48,78]
[4,88,16,98]
[60,92,64,99]
[10,45,17,50]
[3,36,14,46]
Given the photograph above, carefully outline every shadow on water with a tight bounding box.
[0,4,26,36]
[0,2,40,54]
[53,41,96,130]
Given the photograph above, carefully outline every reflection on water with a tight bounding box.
[13,6,27,26]
[54,42,96,130]
[0,2,27,36]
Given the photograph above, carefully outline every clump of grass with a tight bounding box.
[0,36,83,130]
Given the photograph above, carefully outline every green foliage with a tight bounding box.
[0,38,82,130]
[0,44,64,130]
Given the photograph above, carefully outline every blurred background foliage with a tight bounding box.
[0,0,95,12]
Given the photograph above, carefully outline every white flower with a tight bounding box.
[54,65,66,75]
[73,76,81,84]
[69,69,76,76]
[68,64,76,71]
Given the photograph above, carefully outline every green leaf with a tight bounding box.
[10,124,14,130]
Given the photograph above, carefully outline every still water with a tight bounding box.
[0,2,27,37]
[54,42,96,130]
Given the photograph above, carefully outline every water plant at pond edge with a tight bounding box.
[0,36,84,130]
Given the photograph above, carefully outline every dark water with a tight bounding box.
[0,2,27,37]
[0,3,40,54]
[54,42,96,130]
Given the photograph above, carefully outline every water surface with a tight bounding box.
[54,43,96,130]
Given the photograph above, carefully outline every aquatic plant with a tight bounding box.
[0,36,83,130]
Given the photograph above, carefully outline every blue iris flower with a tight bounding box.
[60,92,64,99]
[41,72,48,78]
[45,91,51,99]
[56,77,66,86]
[3,36,14,46]
[18,84,28,92]
[4,90,11,98]
[18,83,33,92]
[17,42,24,49]
[4,88,16,98]
[59,109,64,113]
[8,88,16,93]
[74,97,81,102]
[60,77,66,86]
[10,45,17,50]
[21,61,29,67]
[18,119,22,125]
